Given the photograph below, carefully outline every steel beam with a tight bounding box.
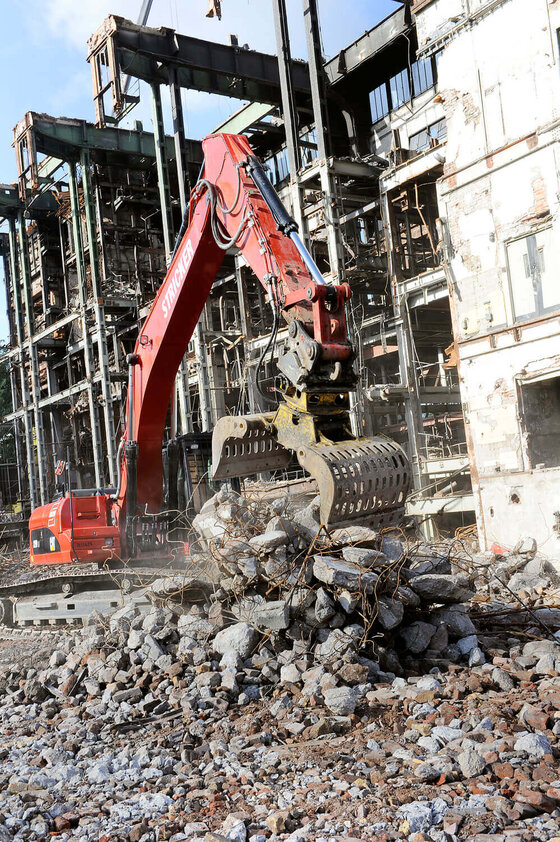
[87,15,312,125]
[13,112,203,199]
[324,6,410,85]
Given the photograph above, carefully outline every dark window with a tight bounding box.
[412,56,434,96]
[519,376,560,469]
[389,68,411,109]
[507,229,560,322]
[409,118,447,152]
[370,82,389,123]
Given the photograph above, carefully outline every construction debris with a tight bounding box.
[0,494,558,839]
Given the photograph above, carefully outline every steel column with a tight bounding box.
[235,256,265,414]
[272,0,307,239]
[8,370,24,507]
[16,211,48,504]
[150,83,174,258]
[169,68,191,215]
[68,161,104,488]
[195,308,214,432]
[167,70,197,435]
[302,0,343,281]
[81,149,117,485]
[6,219,35,508]
[381,191,424,493]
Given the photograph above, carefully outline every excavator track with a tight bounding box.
[0,557,211,628]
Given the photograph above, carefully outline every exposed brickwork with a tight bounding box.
[531,175,549,217]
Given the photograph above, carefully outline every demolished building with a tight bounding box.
[0,0,559,555]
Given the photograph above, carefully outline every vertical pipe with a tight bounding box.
[68,161,103,489]
[81,149,117,486]
[150,82,174,259]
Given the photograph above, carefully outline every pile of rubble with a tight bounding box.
[188,489,480,672]
[0,490,559,840]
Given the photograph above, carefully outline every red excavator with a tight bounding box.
[28,133,410,567]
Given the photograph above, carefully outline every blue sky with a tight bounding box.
[0,0,399,342]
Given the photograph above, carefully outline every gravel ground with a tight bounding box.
[0,609,559,842]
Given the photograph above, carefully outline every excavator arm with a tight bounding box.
[118,133,409,555]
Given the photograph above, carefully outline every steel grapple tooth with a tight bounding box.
[294,436,411,528]
[211,413,293,479]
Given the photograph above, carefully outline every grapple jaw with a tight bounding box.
[211,413,293,479]
[293,437,410,528]
[211,399,411,529]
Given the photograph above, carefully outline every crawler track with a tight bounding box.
[0,553,213,627]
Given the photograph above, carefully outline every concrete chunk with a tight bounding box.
[313,555,378,592]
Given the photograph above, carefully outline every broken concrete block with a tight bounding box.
[292,499,321,541]
[457,634,478,655]
[376,597,404,630]
[337,589,359,613]
[248,530,289,554]
[254,600,290,631]
[313,555,378,592]
[315,628,356,660]
[213,622,260,660]
[323,686,358,715]
[315,588,336,623]
[328,524,378,549]
[341,546,383,567]
[400,621,437,654]
[432,605,476,638]
[409,574,475,604]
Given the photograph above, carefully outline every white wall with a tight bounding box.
[416,0,560,555]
